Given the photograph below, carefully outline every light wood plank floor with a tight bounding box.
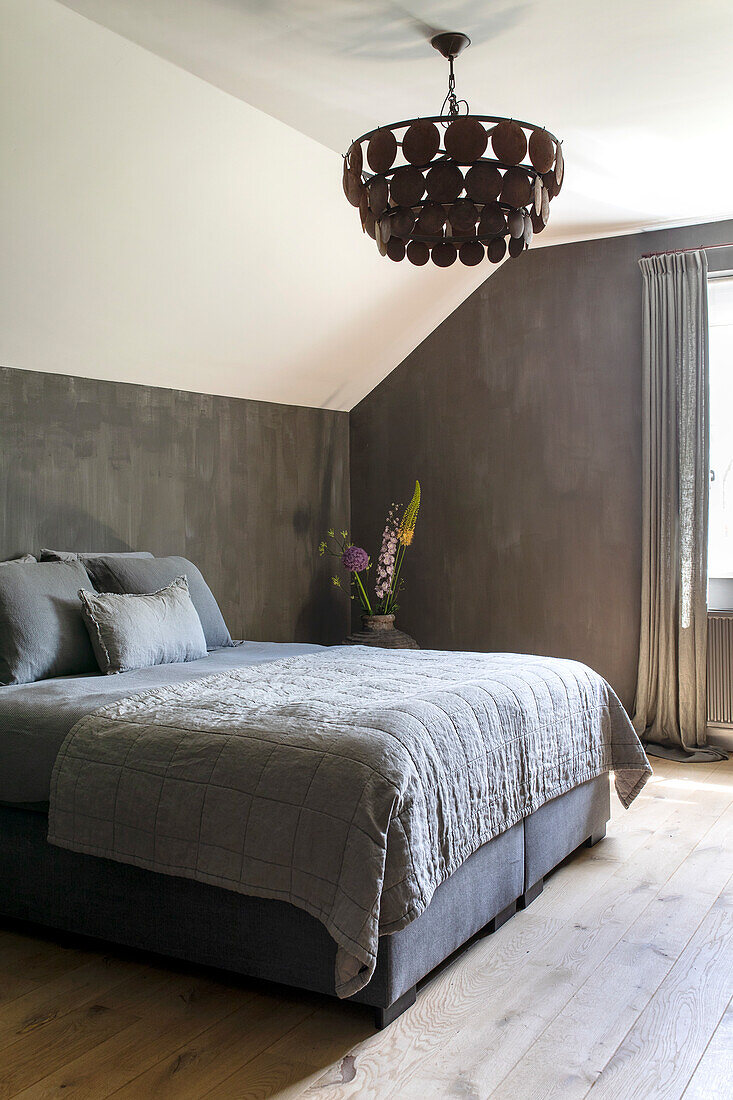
[1,757,732,1099]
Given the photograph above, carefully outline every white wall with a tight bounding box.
[0,0,487,410]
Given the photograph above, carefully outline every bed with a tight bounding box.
[0,641,651,1028]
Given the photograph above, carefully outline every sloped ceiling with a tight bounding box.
[3,0,733,410]
[57,0,733,236]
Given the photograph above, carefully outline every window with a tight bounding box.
[708,275,733,583]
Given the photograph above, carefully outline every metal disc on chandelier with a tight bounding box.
[342,32,563,266]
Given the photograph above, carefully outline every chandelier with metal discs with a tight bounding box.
[342,32,563,267]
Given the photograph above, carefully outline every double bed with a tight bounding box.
[0,638,651,1028]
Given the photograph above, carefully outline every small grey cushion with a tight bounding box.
[79,576,208,675]
[0,560,96,686]
[90,555,233,649]
[0,554,37,565]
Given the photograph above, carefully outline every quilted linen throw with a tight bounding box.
[48,648,651,996]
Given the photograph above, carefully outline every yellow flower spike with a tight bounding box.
[398,480,421,546]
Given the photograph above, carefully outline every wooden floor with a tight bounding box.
[1,757,732,1099]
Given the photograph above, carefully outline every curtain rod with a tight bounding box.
[641,242,733,258]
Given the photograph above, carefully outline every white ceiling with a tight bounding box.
[4,1,732,411]
[58,0,733,237]
[3,0,492,411]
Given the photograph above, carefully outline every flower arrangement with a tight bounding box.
[319,481,421,617]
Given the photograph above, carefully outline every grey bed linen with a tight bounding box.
[0,642,324,804]
[47,648,651,997]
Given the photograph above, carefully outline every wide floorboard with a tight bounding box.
[1,757,731,1099]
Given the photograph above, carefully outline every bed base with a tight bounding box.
[0,775,610,1030]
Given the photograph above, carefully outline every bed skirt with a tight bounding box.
[0,774,610,1023]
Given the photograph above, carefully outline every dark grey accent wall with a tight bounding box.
[350,220,733,709]
[1,367,350,644]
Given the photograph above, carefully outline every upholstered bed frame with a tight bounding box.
[0,773,609,1028]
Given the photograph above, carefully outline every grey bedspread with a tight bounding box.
[47,648,651,996]
[0,642,323,803]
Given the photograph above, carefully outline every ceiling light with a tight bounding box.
[342,32,563,266]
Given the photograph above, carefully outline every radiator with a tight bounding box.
[707,611,733,728]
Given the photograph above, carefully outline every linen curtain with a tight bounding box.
[632,250,716,757]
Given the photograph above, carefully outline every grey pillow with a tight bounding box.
[79,576,208,675]
[40,550,155,591]
[90,555,233,649]
[0,560,96,685]
[40,550,154,561]
[0,554,37,565]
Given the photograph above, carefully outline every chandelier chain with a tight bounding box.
[440,54,469,120]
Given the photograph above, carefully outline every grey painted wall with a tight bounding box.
[350,220,733,709]
[1,367,350,644]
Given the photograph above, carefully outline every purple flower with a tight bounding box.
[341,545,369,573]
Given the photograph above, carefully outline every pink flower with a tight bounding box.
[375,510,401,599]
